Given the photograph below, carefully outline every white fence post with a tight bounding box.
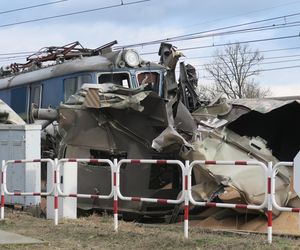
[267,162,272,244]
[184,160,189,239]
[0,160,5,220]
[113,158,118,232]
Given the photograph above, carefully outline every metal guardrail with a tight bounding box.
[56,158,115,225]
[115,159,186,233]
[187,160,272,243]
[0,159,55,221]
[1,158,297,244]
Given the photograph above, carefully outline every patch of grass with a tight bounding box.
[0,208,300,249]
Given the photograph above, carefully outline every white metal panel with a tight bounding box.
[24,126,41,206]
[0,124,41,206]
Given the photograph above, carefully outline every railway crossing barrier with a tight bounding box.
[0,159,55,221]
[56,158,115,226]
[1,157,299,244]
[187,160,272,243]
[115,159,186,234]
[271,162,300,226]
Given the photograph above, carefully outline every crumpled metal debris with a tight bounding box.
[55,81,299,218]
[29,42,300,222]
[187,97,300,215]
[0,99,25,125]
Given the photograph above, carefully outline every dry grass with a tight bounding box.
[0,208,299,249]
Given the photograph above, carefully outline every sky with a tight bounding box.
[0,0,300,97]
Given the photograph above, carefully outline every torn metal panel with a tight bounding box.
[159,43,183,94]
[0,99,25,125]
[178,62,201,112]
[188,97,300,216]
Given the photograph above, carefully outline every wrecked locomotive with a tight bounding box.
[1,40,298,228]
[0,41,201,219]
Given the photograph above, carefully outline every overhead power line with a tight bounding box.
[141,34,300,55]
[0,51,35,56]
[0,0,151,28]
[199,64,300,80]
[183,46,300,60]
[183,54,300,65]
[0,0,68,15]
[184,0,300,29]
[171,21,300,43]
[259,64,300,72]
[191,58,300,70]
[117,11,300,49]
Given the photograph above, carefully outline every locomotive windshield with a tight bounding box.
[98,72,131,88]
[136,71,160,93]
[98,71,162,95]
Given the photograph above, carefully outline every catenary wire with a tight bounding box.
[0,0,68,15]
[0,0,151,28]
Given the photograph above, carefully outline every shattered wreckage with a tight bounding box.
[1,41,300,228]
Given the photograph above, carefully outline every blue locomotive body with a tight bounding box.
[0,42,166,120]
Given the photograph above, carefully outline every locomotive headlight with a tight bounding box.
[124,50,140,67]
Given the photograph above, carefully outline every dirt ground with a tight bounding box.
[0,208,299,250]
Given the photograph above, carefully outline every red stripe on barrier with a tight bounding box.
[90,195,99,199]
[185,175,188,190]
[54,171,57,184]
[68,159,77,162]
[114,200,118,214]
[131,160,140,164]
[1,195,4,207]
[33,159,41,162]
[113,172,116,186]
[235,204,248,209]
[206,202,217,207]
[157,199,168,204]
[268,177,271,194]
[235,161,247,165]
[89,159,99,164]
[33,192,40,196]
[54,196,58,209]
[292,208,300,212]
[267,210,272,226]
[156,160,167,164]
[184,205,189,220]
[131,197,141,202]
[69,194,77,197]
[14,160,22,163]
[14,192,21,196]
[205,161,216,165]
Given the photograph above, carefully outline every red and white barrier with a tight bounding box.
[187,160,271,242]
[2,157,299,245]
[271,162,300,236]
[271,162,297,212]
[1,158,55,221]
[115,159,186,234]
[56,158,115,226]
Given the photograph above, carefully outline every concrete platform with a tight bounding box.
[0,230,44,245]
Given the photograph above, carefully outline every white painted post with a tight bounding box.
[0,160,5,220]
[113,158,118,232]
[267,162,272,244]
[54,158,58,225]
[184,160,189,239]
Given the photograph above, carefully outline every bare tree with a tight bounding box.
[203,43,271,99]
